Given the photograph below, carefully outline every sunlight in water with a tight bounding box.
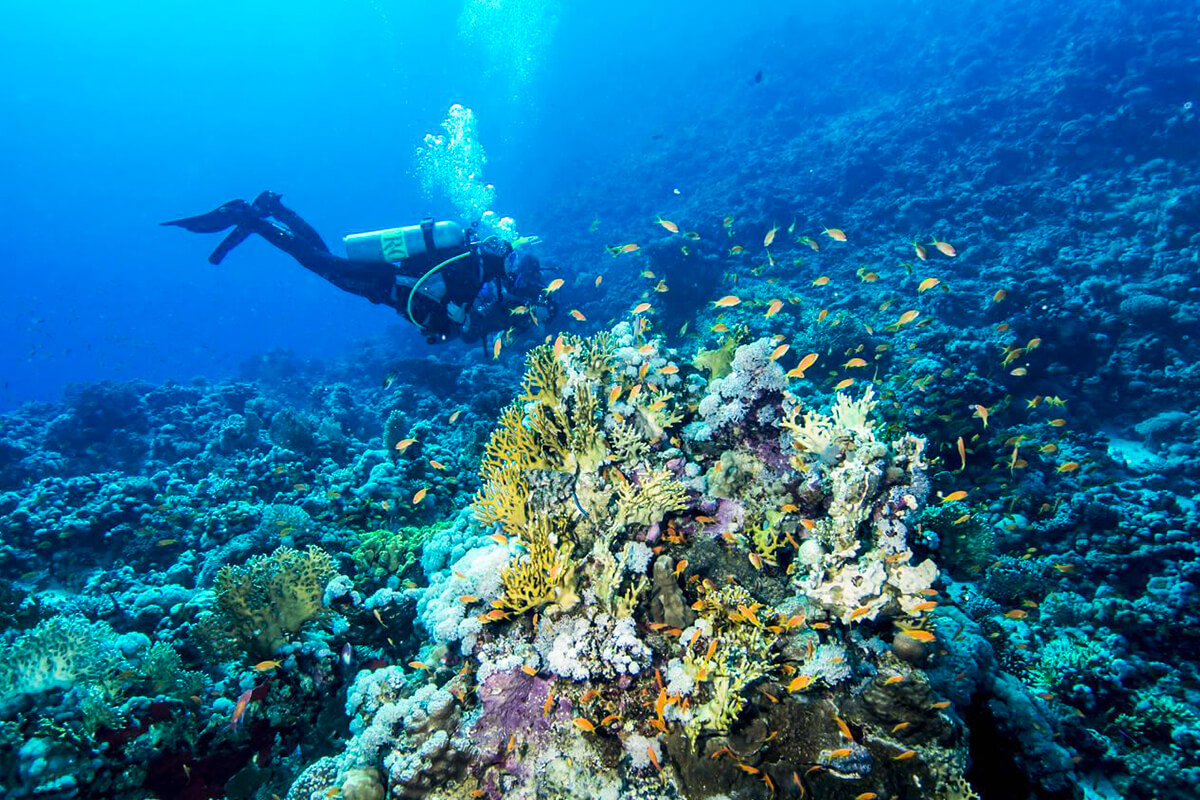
[457,0,560,101]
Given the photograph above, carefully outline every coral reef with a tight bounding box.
[3,5,1200,797]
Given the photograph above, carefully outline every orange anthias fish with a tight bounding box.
[834,715,854,741]
[956,436,967,471]
[834,378,854,390]
[769,344,790,361]
[972,404,990,428]
[492,337,502,360]
[793,352,819,376]
[632,302,652,314]
[713,295,741,308]
[412,487,428,505]
[764,226,779,247]
[569,309,586,321]
[812,276,830,286]
[545,278,565,293]
[931,240,956,257]
[765,299,784,318]
[917,277,940,293]
[229,687,254,729]
[656,216,680,233]
[823,227,847,241]
[394,438,417,453]
[787,675,814,692]
[942,490,968,502]
[913,241,928,260]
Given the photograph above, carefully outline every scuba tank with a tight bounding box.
[342,218,477,340]
[342,220,467,264]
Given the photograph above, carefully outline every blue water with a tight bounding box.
[0,0,793,408]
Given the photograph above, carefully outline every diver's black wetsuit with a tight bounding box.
[164,192,548,344]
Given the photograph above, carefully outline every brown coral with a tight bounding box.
[210,545,336,659]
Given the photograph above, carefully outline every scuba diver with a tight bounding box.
[163,191,552,345]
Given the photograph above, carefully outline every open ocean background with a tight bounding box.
[2,0,797,408]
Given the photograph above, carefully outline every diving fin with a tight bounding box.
[161,199,251,233]
[208,224,254,265]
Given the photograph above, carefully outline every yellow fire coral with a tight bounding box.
[497,513,572,614]
[520,343,568,405]
[613,468,689,528]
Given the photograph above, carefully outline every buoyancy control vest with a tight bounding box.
[342,219,482,339]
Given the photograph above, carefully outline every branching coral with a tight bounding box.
[520,344,568,406]
[209,545,337,659]
[610,421,649,466]
[576,331,617,378]
[138,641,206,701]
[498,513,572,614]
[782,386,880,465]
[473,405,535,536]
[613,468,689,528]
[482,404,544,472]
[673,584,782,741]
[748,517,786,567]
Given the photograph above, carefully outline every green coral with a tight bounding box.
[681,584,781,741]
[352,525,442,586]
[209,545,337,660]
[692,329,745,380]
[138,641,206,701]
[1028,635,1108,694]
[1112,688,1200,745]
